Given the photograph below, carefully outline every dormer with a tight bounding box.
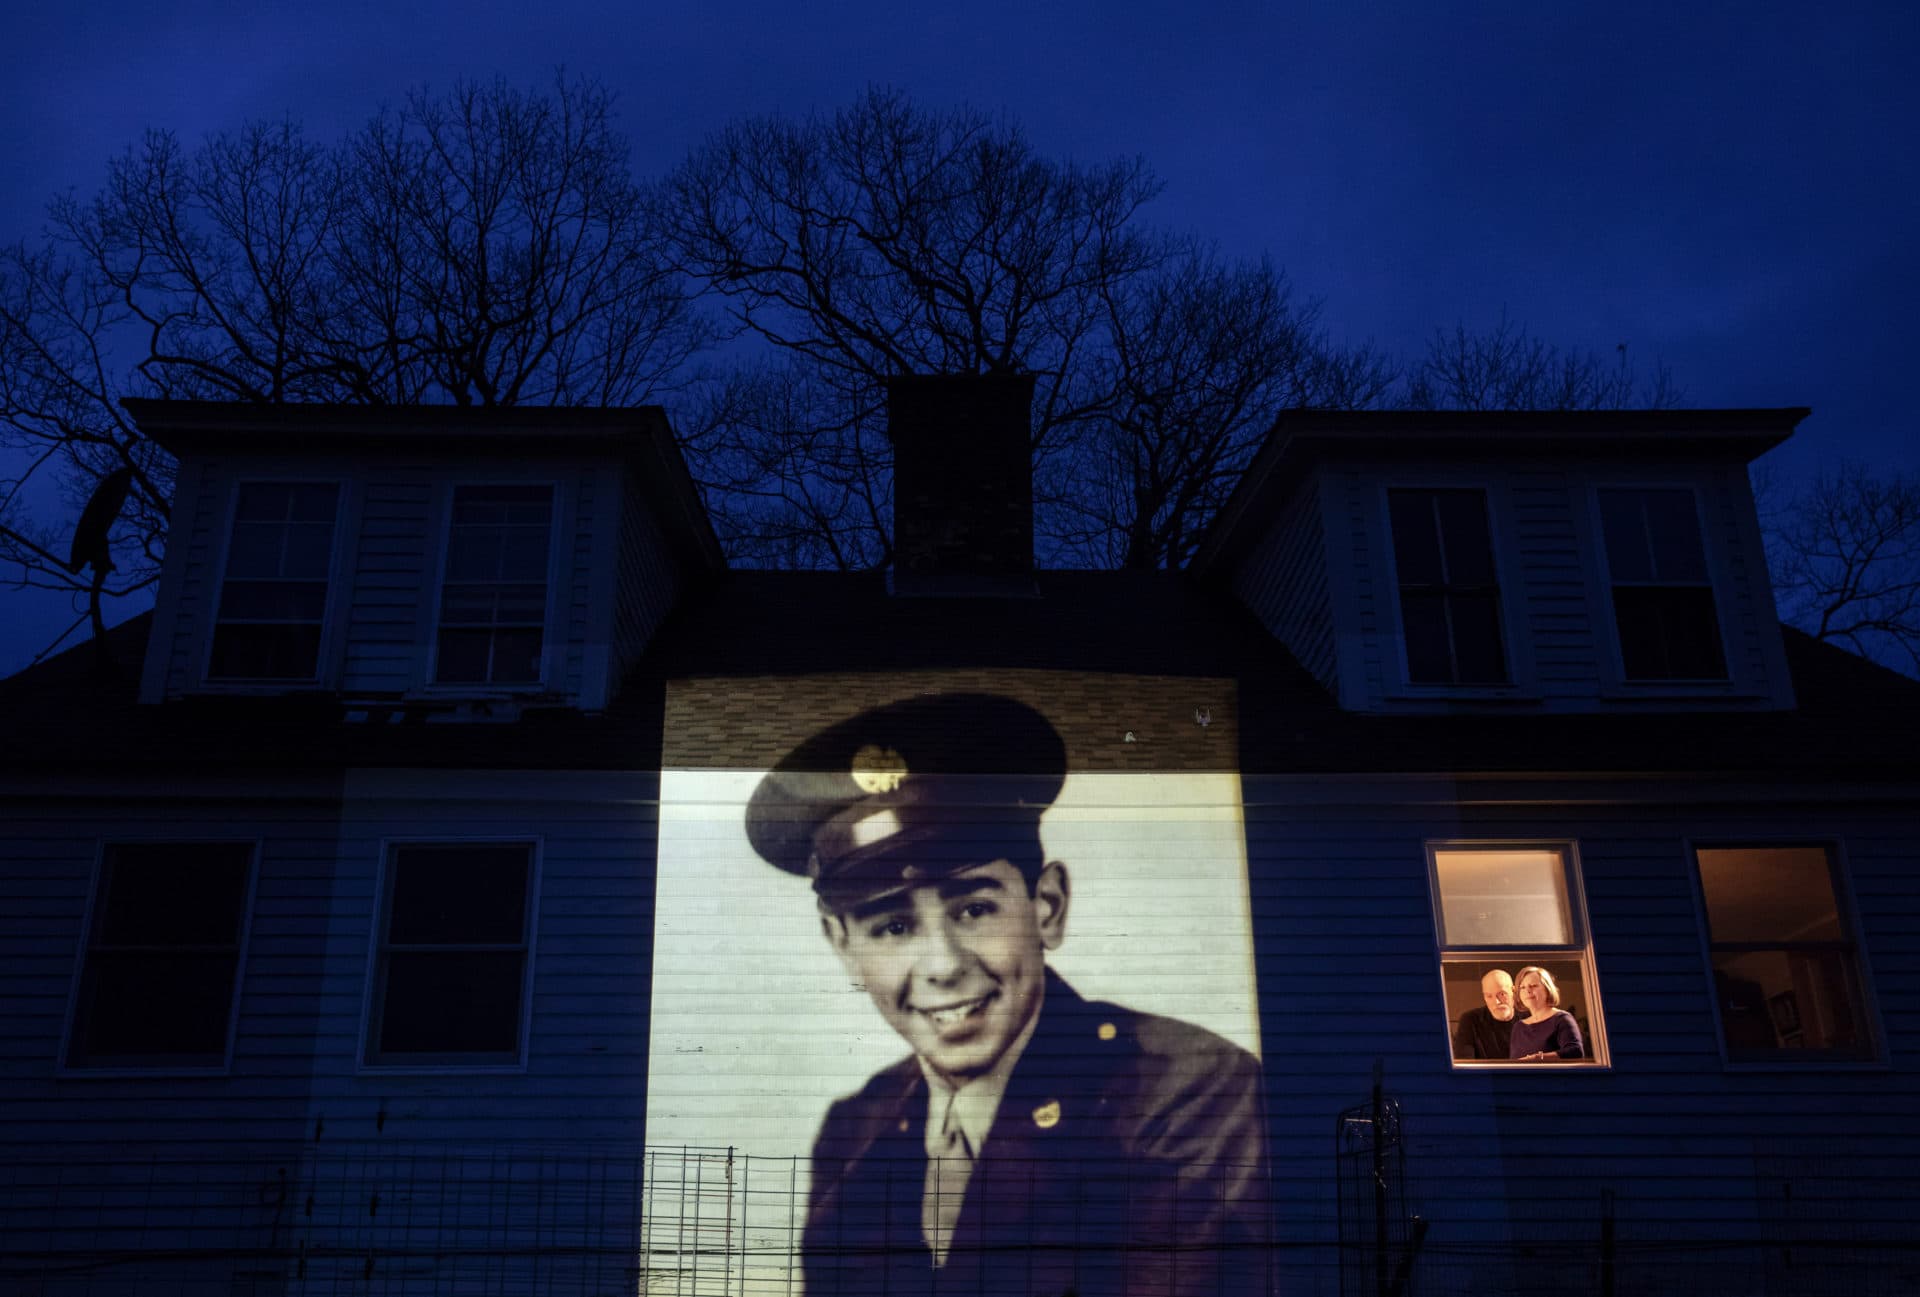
[1194,408,1809,714]
[126,402,721,715]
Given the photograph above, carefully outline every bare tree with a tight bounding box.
[1407,312,1680,410]
[1769,461,1920,675]
[0,73,707,660]
[663,87,1386,568]
[1052,241,1394,568]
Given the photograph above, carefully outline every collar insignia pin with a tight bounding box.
[1032,1099,1061,1130]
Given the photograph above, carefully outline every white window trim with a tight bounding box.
[420,479,567,694]
[357,836,541,1075]
[199,475,353,691]
[1587,481,1738,692]
[1426,838,1611,1070]
[1377,480,1538,701]
[57,837,261,1078]
[1684,836,1887,1072]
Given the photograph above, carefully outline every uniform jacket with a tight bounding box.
[803,970,1272,1297]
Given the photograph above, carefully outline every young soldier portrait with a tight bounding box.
[744,692,1273,1297]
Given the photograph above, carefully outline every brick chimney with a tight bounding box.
[887,373,1037,595]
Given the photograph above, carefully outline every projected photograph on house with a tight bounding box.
[645,673,1267,1295]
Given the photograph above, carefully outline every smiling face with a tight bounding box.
[1480,970,1515,1021]
[825,859,1068,1086]
[1517,969,1553,1015]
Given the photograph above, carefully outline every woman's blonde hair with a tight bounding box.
[1515,965,1561,1007]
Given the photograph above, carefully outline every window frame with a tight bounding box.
[358,837,541,1074]
[1425,839,1610,1070]
[1686,837,1885,1070]
[1589,483,1732,686]
[1378,482,1532,698]
[58,838,260,1078]
[423,480,563,692]
[202,476,349,688]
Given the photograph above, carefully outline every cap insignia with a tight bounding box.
[851,744,908,794]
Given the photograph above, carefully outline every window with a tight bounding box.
[1387,489,1507,684]
[434,485,554,685]
[1428,844,1606,1066]
[1597,488,1726,680]
[66,843,254,1069]
[209,482,340,680]
[365,843,535,1066]
[1694,845,1874,1061]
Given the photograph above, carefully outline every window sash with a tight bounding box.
[1597,488,1726,681]
[66,843,253,1069]
[1388,489,1508,685]
[433,485,554,686]
[366,843,534,1066]
[1429,843,1605,1067]
[1694,844,1874,1060]
[210,482,339,681]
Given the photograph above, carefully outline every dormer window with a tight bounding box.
[208,482,341,681]
[1597,488,1726,681]
[1387,488,1507,685]
[433,484,555,686]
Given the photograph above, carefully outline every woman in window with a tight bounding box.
[1510,966,1585,1061]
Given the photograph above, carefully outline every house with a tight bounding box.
[1,381,1915,1296]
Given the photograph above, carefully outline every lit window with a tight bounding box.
[1694,846,1874,1061]
[66,843,254,1069]
[209,482,339,680]
[434,485,553,685]
[1387,489,1507,684]
[365,844,535,1066]
[1597,488,1725,680]
[1429,845,1605,1066]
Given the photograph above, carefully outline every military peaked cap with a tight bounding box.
[746,693,1067,910]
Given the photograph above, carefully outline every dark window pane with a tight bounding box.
[453,484,552,524]
[225,523,286,578]
[96,845,251,945]
[219,580,328,621]
[280,524,335,579]
[498,535,552,581]
[1388,491,1442,586]
[1434,491,1496,586]
[69,952,238,1063]
[446,528,504,581]
[435,628,492,682]
[1598,490,1654,582]
[388,846,530,944]
[235,483,293,523]
[489,628,545,683]
[288,483,340,522]
[377,951,525,1055]
[1660,589,1726,678]
[494,585,548,624]
[208,623,323,680]
[1449,593,1507,683]
[1644,490,1707,582]
[1400,592,1453,683]
[439,588,501,625]
[1613,587,1725,680]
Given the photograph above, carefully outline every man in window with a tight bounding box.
[1451,968,1517,1060]
[745,693,1271,1297]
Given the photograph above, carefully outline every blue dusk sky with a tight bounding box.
[1,2,1914,673]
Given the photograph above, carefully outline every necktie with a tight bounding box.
[923,1092,974,1267]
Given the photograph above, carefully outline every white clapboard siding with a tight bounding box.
[1229,474,1337,693]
